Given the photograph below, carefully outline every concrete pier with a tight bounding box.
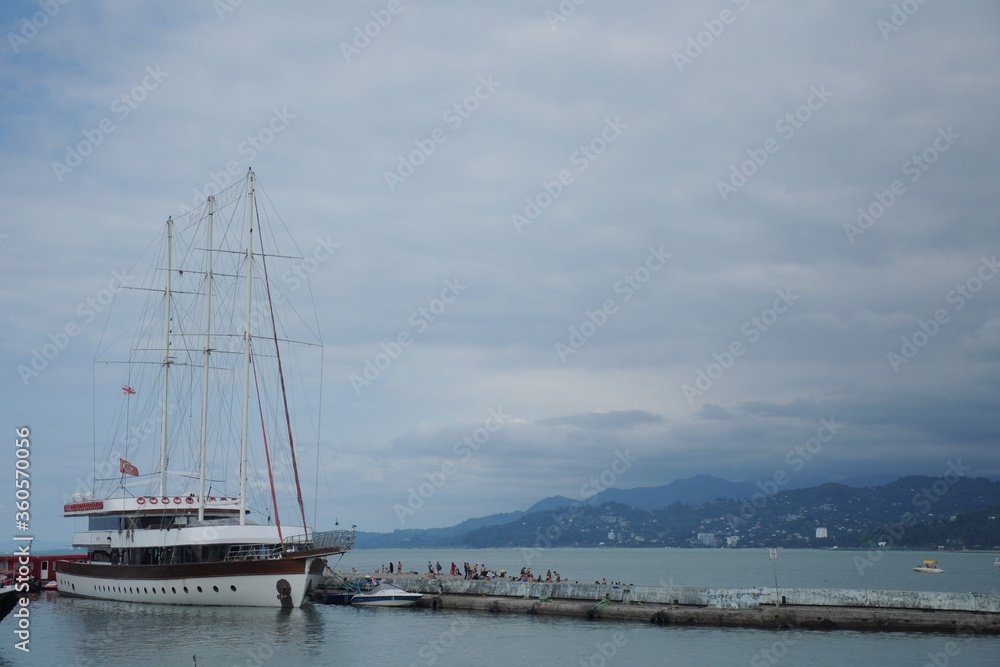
[324,574,1000,634]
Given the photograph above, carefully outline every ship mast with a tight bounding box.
[198,197,214,521]
[238,170,255,526]
[158,217,174,497]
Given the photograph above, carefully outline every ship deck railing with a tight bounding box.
[282,529,356,553]
[223,544,283,561]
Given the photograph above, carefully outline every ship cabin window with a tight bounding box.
[89,515,120,531]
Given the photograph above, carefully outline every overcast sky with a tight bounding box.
[2,1,999,543]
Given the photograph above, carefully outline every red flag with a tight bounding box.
[119,458,139,477]
[122,385,136,395]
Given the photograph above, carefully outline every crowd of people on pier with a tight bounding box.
[362,560,633,587]
[371,560,578,583]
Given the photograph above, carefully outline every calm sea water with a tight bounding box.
[8,549,1000,666]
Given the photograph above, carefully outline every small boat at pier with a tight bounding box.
[351,582,422,607]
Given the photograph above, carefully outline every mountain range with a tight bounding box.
[355,474,1000,549]
[524,473,898,513]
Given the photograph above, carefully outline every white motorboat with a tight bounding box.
[913,560,944,573]
[351,582,423,607]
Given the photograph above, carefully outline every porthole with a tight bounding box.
[230,585,237,592]
[184,586,189,593]
[161,587,166,594]
[172,587,177,594]
[144,587,148,594]
[212,585,219,593]
[197,586,203,593]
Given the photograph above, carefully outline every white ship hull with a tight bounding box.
[56,556,326,608]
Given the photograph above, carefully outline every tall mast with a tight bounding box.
[159,217,174,497]
[238,170,255,526]
[198,197,214,521]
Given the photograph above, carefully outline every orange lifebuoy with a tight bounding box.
[161,497,170,504]
[137,497,146,505]
[209,496,216,502]
[173,497,181,505]
[185,497,194,504]
[149,497,158,504]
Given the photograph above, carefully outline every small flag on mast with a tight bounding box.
[122,385,136,395]
[120,458,139,477]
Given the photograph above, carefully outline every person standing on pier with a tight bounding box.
[436,561,442,576]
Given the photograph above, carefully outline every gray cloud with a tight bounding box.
[2,0,998,536]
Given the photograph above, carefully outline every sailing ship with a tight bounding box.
[56,169,354,607]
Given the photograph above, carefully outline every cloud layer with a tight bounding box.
[2,0,998,538]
